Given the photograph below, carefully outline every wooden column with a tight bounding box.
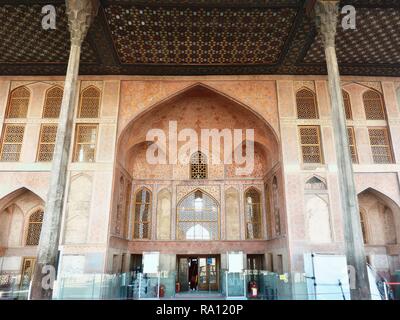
[30,0,99,300]
[314,0,370,300]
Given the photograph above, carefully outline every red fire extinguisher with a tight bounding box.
[249,281,258,298]
[159,284,165,298]
[175,282,181,293]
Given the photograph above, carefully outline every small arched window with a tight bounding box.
[342,90,352,120]
[190,151,207,179]
[133,188,151,239]
[245,188,262,239]
[43,86,63,118]
[296,88,318,119]
[78,86,100,118]
[6,87,30,118]
[363,90,385,120]
[305,176,327,190]
[26,209,44,246]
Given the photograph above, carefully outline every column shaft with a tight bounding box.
[315,1,370,300]
[30,0,99,300]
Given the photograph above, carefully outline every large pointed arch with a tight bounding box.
[117,83,281,171]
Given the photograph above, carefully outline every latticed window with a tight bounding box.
[342,90,352,120]
[368,127,393,164]
[190,151,207,179]
[6,87,30,118]
[363,90,385,120]
[43,86,63,118]
[296,88,318,119]
[360,210,368,244]
[0,124,25,161]
[37,124,57,162]
[73,124,97,162]
[177,190,219,240]
[26,210,43,246]
[245,188,262,239]
[347,127,358,163]
[78,86,100,118]
[299,126,323,164]
[272,177,281,236]
[133,188,151,239]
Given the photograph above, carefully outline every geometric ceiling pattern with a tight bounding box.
[304,8,400,65]
[104,5,297,65]
[0,4,96,64]
[0,0,399,76]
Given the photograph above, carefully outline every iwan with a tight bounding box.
[156,305,191,318]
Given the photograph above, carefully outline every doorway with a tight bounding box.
[177,255,219,292]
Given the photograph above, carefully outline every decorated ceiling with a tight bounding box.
[0,0,399,76]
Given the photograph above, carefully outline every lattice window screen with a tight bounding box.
[347,127,359,163]
[245,188,262,239]
[342,90,352,120]
[133,188,151,239]
[272,177,281,236]
[177,190,219,240]
[43,87,63,118]
[0,124,25,161]
[37,124,57,162]
[6,87,30,118]
[26,210,43,246]
[190,151,207,179]
[296,89,318,119]
[368,127,393,164]
[73,124,97,162]
[78,86,100,118]
[299,126,322,164]
[363,90,385,120]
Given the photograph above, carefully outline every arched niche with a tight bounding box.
[225,187,240,240]
[156,188,172,240]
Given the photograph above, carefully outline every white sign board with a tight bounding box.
[228,252,244,273]
[143,252,159,274]
[304,253,351,300]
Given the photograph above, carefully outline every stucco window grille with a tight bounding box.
[43,86,63,118]
[299,126,323,164]
[342,90,352,120]
[26,210,44,246]
[296,88,318,119]
[245,188,262,239]
[272,177,281,236]
[190,151,207,179]
[0,124,25,161]
[363,90,385,120]
[177,190,219,240]
[347,127,359,164]
[133,188,151,239]
[73,124,97,162]
[37,124,57,162]
[78,86,100,118]
[368,127,393,164]
[6,87,30,118]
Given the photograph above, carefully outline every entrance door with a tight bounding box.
[198,257,218,291]
[20,257,36,290]
[177,255,219,292]
[178,257,189,292]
